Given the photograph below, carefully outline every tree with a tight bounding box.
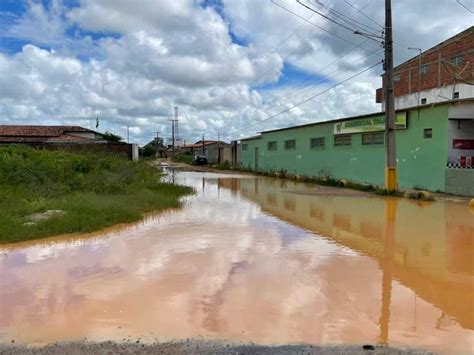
[101,131,123,143]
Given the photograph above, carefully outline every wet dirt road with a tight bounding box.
[0,171,473,353]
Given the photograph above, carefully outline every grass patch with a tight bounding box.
[408,191,435,201]
[0,146,193,244]
[171,153,193,164]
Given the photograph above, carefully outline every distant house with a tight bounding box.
[0,125,106,144]
[0,125,138,160]
[182,140,231,164]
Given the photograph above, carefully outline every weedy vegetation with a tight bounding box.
[0,146,193,244]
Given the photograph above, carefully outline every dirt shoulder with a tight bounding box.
[0,340,430,354]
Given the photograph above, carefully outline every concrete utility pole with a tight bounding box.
[217,131,220,164]
[202,133,205,156]
[174,106,179,148]
[127,125,130,143]
[168,106,179,153]
[384,0,397,191]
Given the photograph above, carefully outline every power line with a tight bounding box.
[250,12,316,85]
[309,0,382,34]
[344,0,384,29]
[276,48,382,104]
[223,45,382,135]
[262,42,381,108]
[457,0,474,13]
[296,0,382,44]
[235,60,382,134]
[271,0,374,52]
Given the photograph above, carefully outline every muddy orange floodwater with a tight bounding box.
[1,171,473,353]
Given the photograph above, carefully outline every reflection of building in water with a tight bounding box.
[217,176,474,330]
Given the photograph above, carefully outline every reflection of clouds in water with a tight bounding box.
[0,172,473,353]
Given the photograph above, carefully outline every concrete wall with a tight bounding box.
[385,83,474,111]
[240,104,451,192]
[445,168,474,196]
[219,146,232,164]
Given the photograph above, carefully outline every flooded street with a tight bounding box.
[1,170,473,353]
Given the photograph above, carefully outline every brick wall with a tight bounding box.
[377,27,474,102]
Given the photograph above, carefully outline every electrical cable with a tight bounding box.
[344,0,384,29]
[235,60,382,134]
[296,0,382,44]
[309,0,382,34]
[271,0,374,52]
[262,43,381,108]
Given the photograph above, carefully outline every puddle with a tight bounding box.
[0,171,473,353]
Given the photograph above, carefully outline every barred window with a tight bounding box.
[420,64,429,75]
[334,135,351,147]
[424,128,432,139]
[310,137,325,149]
[394,74,401,82]
[285,139,296,150]
[267,141,277,151]
[362,132,385,145]
[242,144,248,151]
[451,55,464,66]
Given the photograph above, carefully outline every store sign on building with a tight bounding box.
[334,112,407,135]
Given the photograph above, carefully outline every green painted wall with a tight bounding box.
[240,104,450,192]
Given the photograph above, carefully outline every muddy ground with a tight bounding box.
[0,340,431,354]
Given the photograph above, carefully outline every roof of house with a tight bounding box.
[0,125,101,144]
[183,140,228,148]
[0,125,95,137]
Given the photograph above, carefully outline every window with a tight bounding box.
[362,132,385,145]
[334,134,351,147]
[285,139,296,150]
[310,137,325,149]
[424,128,432,139]
[453,91,459,99]
[421,98,427,104]
[394,74,401,82]
[420,64,429,75]
[267,141,277,151]
[451,55,464,66]
[242,144,248,151]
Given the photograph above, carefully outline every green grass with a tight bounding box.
[171,153,193,164]
[0,146,193,244]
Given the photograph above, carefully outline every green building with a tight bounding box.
[240,99,474,196]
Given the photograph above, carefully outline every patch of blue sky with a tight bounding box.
[199,0,249,47]
[0,0,26,13]
[255,62,333,92]
[0,38,29,55]
[66,23,121,42]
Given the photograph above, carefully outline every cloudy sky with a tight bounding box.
[0,0,472,144]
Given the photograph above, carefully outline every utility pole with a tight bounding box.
[174,106,179,147]
[202,133,205,157]
[217,131,220,164]
[127,125,130,143]
[169,106,179,153]
[384,0,397,191]
[155,131,161,158]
